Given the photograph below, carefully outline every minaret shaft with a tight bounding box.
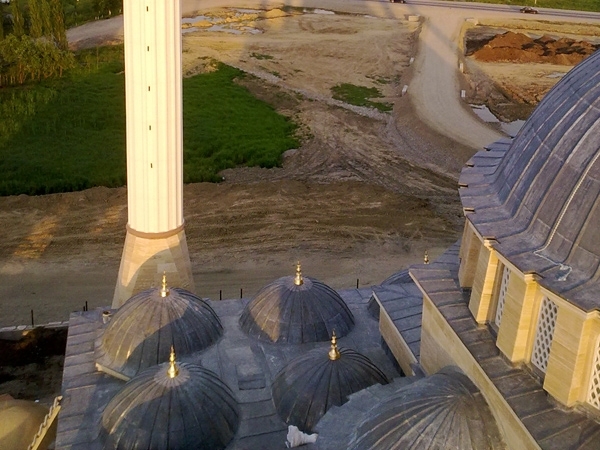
[124,0,182,232]
[113,0,194,307]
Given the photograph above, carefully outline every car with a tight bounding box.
[389,0,406,3]
[520,6,538,14]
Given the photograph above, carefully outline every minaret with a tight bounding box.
[113,0,194,307]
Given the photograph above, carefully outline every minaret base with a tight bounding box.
[112,225,195,308]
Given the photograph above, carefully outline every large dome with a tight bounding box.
[239,264,354,343]
[272,335,389,432]
[348,367,505,450]
[459,50,600,310]
[101,354,240,450]
[96,277,223,379]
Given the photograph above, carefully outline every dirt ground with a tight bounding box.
[1,8,465,328]
[1,6,598,402]
[2,8,599,326]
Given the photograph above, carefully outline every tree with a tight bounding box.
[0,33,74,86]
[10,0,25,37]
[28,0,44,39]
[48,0,67,50]
[40,0,52,39]
[94,0,122,19]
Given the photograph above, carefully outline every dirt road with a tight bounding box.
[4,1,595,327]
[410,10,504,148]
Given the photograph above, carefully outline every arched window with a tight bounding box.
[587,336,600,411]
[531,297,558,374]
[494,266,510,328]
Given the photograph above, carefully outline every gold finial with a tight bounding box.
[160,272,170,298]
[424,251,429,265]
[294,261,304,286]
[167,346,179,378]
[328,331,341,361]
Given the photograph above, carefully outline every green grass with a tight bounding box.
[183,64,298,183]
[331,83,393,113]
[439,0,599,12]
[0,47,298,196]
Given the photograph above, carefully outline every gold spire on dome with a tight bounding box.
[328,331,341,361]
[424,251,430,265]
[294,261,304,286]
[167,346,179,378]
[160,272,170,298]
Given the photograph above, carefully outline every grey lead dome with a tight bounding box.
[348,367,505,450]
[101,361,240,450]
[272,340,389,432]
[239,271,355,344]
[96,284,223,379]
[459,50,600,311]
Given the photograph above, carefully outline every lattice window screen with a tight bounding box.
[494,266,510,327]
[531,297,558,374]
[587,337,600,410]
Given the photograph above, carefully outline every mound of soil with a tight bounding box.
[470,31,599,65]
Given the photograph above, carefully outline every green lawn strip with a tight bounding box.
[0,49,126,196]
[331,83,393,113]
[183,64,298,183]
[0,48,298,195]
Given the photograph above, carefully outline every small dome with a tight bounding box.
[101,354,240,450]
[348,367,505,450]
[96,277,223,379]
[381,268,413,286]
[239,263,354,343]
[0,396,49,450]
[272,335,389,432]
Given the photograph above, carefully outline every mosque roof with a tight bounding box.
[272,334,389,432]
[56,287,398,450]
[347,366,505,450]
[239,263,355,343]
[459,50,600,311]
[101,350,240,450]
[96,276,223,379]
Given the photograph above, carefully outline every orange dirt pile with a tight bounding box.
[471,31,598,65]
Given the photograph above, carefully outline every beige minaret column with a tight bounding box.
[113,0,194,307]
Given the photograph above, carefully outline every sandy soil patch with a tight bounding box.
[181,9,417,98]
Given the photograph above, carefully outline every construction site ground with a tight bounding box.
[2,3,600,402]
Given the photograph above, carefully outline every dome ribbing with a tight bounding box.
[348,367,505,450]
[96,280,223,379]
[272,336,389,432]
[239,264,354,344]
[459,50,600,310]
[101,358,239,450]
